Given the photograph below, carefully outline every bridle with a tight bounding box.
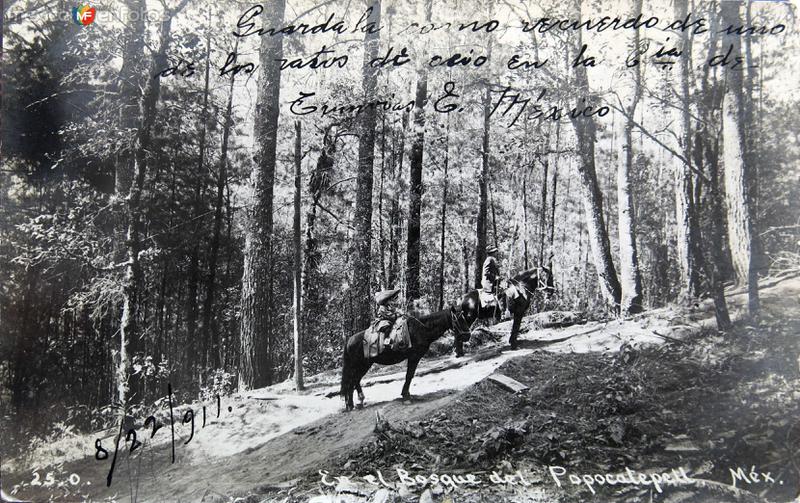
[450,308,472,338]
[509,267,554,299]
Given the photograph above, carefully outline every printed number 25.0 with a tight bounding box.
[31,471,80,486]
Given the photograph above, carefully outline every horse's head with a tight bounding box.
[450,303,473,334]
[458,291,480,326]
[539,265,556,296]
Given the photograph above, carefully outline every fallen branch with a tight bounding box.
[652,330,688,345]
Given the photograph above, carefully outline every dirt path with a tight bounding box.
[6,275,798,502]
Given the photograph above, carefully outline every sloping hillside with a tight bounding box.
[5,273,799,503]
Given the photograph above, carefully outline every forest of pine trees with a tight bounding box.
[1,0,798,448]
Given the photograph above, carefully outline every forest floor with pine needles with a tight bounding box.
[4,274,799,503]
[260,274,800,503]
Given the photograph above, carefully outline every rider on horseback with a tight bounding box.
[481,246,500,294]
[373,288,403,346]
[482,246,501,294]
[482,246,510,319]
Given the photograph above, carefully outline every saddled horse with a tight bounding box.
[458,267,555,351]
[340,307,466,411]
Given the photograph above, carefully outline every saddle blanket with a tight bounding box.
[478,290,498,308]
[505,281,529,301]
[364,318,411,358]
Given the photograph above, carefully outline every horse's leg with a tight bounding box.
[355,362,371,408]
[455,332,464,358]
[509,312,522,350]
[343,379,355,412]
[342,350,355,412]
[355,382,364,407]
[401,356,421,403]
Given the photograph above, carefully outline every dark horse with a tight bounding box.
[340,307,466,411]
[458,267,554,352]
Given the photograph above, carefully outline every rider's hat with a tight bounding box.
[486,246,499,255]
[374,288,401,306]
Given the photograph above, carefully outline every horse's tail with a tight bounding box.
[340,335,351,401]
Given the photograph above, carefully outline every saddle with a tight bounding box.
[364,317,411,358]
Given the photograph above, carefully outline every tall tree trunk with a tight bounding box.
[406,0,433,305]
[523,165,529,270]
[618,0,644,315]
[569,4,621,311]
[293,120,303,390]
[379,114,387,288]
[462,238,470,293]
[720,1,759,317]
[185,24,211,384]
[118,0,187,408]
[743,0,764,286]
[674,0,703,301]
[352,1,382,331]
[112,0,145,409]
[405,81,425,302]
[202,58,237,371]
[538,156,549,266]
[240,0,285,391]
[698,132,733,330]
[548,121,560,270]
[387,112,407,288]
[475,39,492,288]
[695,2,731,330]
[438,118,450,310]
[303,127,335,348]
[115,0,146,196]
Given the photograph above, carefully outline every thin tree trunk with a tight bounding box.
[303,128,335,341]
[523,165,529,270]
[115,0,146,196]
[223,175,235,369]
[293,120,303,391]
[388,112,407,288]
[185,24,211,383]
[379,114,387,288]
[618,0,644,315]
[548,121,560,270]
[112,0,145,409]
[438,118,450,310]
[119,0,188,408]
[240,0,285,390]
[202,55,236,371]
[720,0,759,317]
[352,1,382,331]
[698,132,732,330]
[462,238,470,293]
[490,185,498,248]
[538,157,549,266]
[475,39,492,288]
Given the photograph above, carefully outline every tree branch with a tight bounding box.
[609,99,711,184]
